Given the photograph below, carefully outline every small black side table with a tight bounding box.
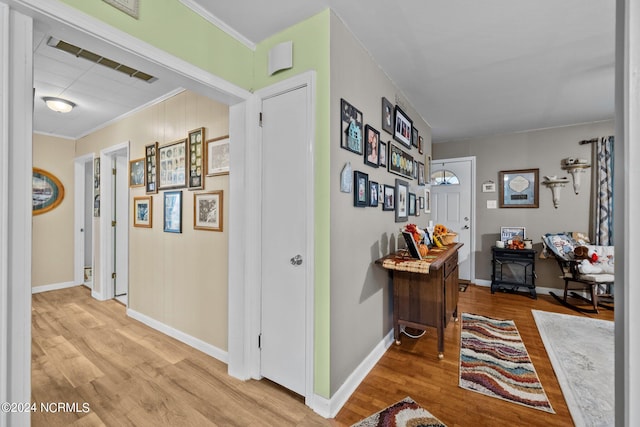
[491,247,537,299]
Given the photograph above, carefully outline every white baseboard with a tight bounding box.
[308,329,394,418]
[31,281,78,294]
[127,308,228,364]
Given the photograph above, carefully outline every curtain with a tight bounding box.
[592,136,614,245]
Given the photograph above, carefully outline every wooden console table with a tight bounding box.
[376,243,463,359]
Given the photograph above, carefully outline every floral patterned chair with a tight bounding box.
[541,232,614,314]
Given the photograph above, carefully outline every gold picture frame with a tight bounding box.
[133,196,152,228]
[194,191,223,232]
[158,139,187,190]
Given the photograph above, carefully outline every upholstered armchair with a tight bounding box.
[541,232,614,313]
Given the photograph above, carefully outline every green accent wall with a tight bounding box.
[59,0,253,89]
[254,9,332,399]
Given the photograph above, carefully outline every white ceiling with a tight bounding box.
[33,1,615,142]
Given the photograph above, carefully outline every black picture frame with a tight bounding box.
[418,162,425,186]
[395,178,409,222]
[388,143,414,179]
[145,141,158,194]
[418,135,424,155]
[354,170,369,207]
[340,98,364,155]
[379,141,387,168]
[364,125,380,167]
[412,160,418,179]
[381,97,394,135]
[393,105,413,148]
[369,181,379,207]
[163,190,182,233]
[409,192,416,215]
[411,127,419,148]
[188,127,205,190]
[383,184,395,211]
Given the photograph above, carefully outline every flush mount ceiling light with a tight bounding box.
[43,97,76,113]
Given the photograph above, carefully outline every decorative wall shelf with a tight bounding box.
[542,176,570,209]
[561,162,591,195]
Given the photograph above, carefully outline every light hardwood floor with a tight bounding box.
[32,284,613,427]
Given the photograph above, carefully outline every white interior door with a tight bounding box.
[260,85,308,395]
[113,152,129,301]
[431,157,475,281]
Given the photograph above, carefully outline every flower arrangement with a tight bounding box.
[432,223,457,247]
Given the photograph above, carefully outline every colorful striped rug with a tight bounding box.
[459,313,554,413]
[351,397,446,427]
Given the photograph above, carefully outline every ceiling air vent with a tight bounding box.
[46,37,157,83]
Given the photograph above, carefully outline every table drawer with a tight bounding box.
[444,251,458,277]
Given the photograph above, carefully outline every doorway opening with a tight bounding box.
[74,153,95,290]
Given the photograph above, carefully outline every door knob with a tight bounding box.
[462,225,470,229]
[290,255,303,266]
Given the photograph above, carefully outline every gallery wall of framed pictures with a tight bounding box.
[340,96,428,222]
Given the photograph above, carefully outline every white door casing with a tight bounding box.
[113,152,128,299]
[430,157,476,281]
[74,153,94,287]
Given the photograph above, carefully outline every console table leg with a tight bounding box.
[438,353,444,360]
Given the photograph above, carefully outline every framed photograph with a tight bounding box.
[159,139,187,190]
[499,168,539,208]
[383,184,395,211]
[133,196,152,228]
[395,178,409,222]
[411,127,419,148]
[393,105,413,148]
[145,142,158,194]
[354,170,369,207]
[412,160,418,179]
[163,191,182,233]
[341,98,364,155]
[32,168,64,216]
[102,0,139,19]
[206,135,229,176]
[482,181,496,192]
[369,181,379,207]
[418,162,425,186]
[501,226,526,242]
[409,192,416,215]
[379,141,387,167]
[188,127,205,189]
[364,125,380,167]
[419,196,425,210]
[388,143,414,179]
[93,157,100,217]
[415,196,420,217]
[418,135,424,155]
[381,97,394,134]
[378,182,384,204]
[194,191,223,231]
[424,187,431,213]
[129,158,145,187]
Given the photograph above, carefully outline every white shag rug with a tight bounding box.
[532,310,614,427]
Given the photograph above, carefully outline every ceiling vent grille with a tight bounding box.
[47,37,157,83]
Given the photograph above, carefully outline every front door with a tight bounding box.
[259,85,309,395]
[430,157,474,281]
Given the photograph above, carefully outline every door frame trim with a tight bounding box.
[97,141,129,301]
[430,156,476,282]
[74,153,95,288]
[240,71,316,401]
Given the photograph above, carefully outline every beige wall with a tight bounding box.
[433,120,614,289]
[76,90,230,351]
[329,12,432,395]
[32,134,76,287]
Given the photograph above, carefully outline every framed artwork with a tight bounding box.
[412,160,418,179]
[419,196,425,210]
[379,141,387,168]
[424,187,431,213]
[194,191,223,231]
[395,178,409,222]
[411,127,419,148]
[133,196,152,228]
[32,168,64,215]
[369,181,379,207]
[501,226,526,242]
[129,158,145,187]
[341,98,364,155]
[102,0,139,19]
[499,168,539,208]
[354,170,369,207]
[163,191,182,233]
[415,195,420,217]
[383,184,395,211]
[409,192,416,215]
[158,139,187,190]
[393,105,413,148]
[418,162,425,185]
[418,135,424,155]
[206,135,230,176]
[93,158,100,217]
[482,181,497,192]
[145,142,158,194]
[388,143,414,179]
[381,97,394,134]
[364,125,380,167]
[188,127,205,189]
[378,182,384,204]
